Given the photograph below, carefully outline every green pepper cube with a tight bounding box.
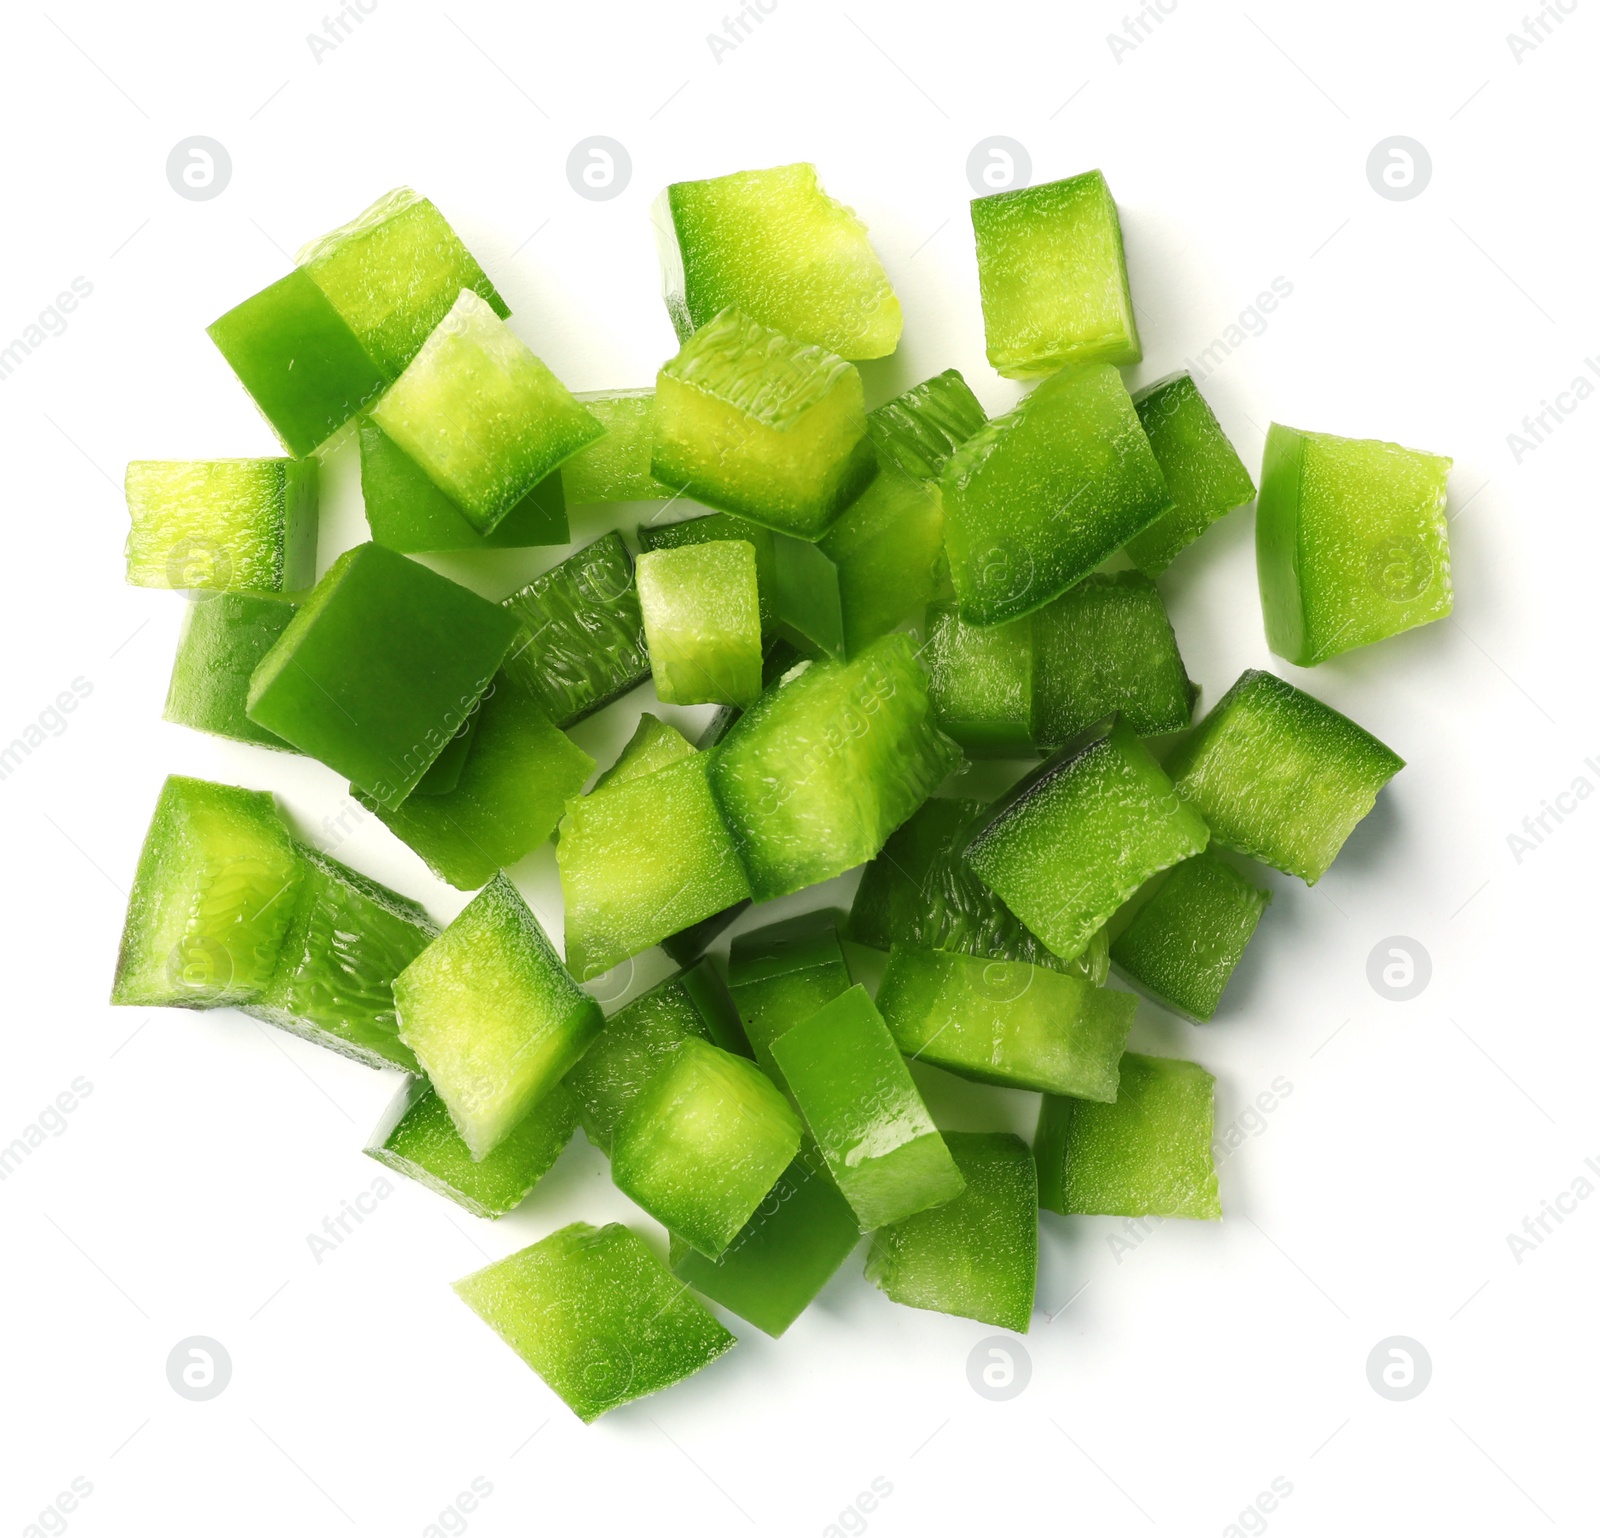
[247,542,518,808]
[652,306,877,540]
[611,1037,801,1258]
[639,512,778,633]
[636,541,763,707]
[972,169,1141,379]
[1036,1052,1220,1219]
[866,368,988,484]
[670,1148,861,1337]
[769,534,845,659]
[593,712,696,792]
[566,960,748,1154]
[393,876,602,1159]
[558,752,752,981]
[727,912,854,1083]
[660,901,753,969]
[125,459,317,594]
[206,269,387,458]
[846,798,1110,984]
[1110,850,1271,1023]
[244,846,436,1071]
[770,985,965,1231]
[924,604,1034,756]
[866,1132,1037,1333]
[111,775,304,1009]
[657,162,902,360]
[357,671,593,890]
[1258,423,1453,666]
[941,363,1171,626]
[296,187,509,379]
[367,1077,578,1220]
[562,390,675,504]
[1164,669,1403,884]
[966,718,1208,963]
[453,1222,735,1422]
[501,533,651,727]
[877,946,1133,1098]
[163,591,299,750]
[358,419,566,552]
[1033,571,1195,746]
[1126,371,1256,575]
[369,290,603,535]
[710,634,961,902]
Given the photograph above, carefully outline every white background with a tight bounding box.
[1,2,1595,1534]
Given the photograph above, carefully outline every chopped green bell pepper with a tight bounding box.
[966,717,1209,963]
[923,604,1034,756]
[163,591,299,750]
[727,911,854,1084]
[592,712,696,791]
[636,540,764,706]
[866,368,988,483]
[866,1132,1037,1333]
[393,875,603,1159]
[563,389,676,504]
[638,512,779,632]
[1257,423,1453,665]
[125,459,317,594]
[971,169,1141,378]
[1035,1052,1220,1220]
[1164,669,1404,884]
[246,542,518,808]
[453,1222,735,1422]
[770,985,964,1231]
[610,1037,801,1257]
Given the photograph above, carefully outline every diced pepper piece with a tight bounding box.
[709,634,961,902]
[592,712,695,791]
[657,162,902,359]
[111,775,304,1009]
[971,169,1140,378]
[453,1222,735,1423]
[1125,371,1256,574]
[659,901,753,968]
[639,512,779,632]
[206,269,388,458]
[563,390,675,504]
[923,604,1033,756]
[366,1077,578,1220]
[244,845,436,1071]
[247,543,518,808]
[356,671,593,890]
[1164,669,1404,884]
[1257,423,1453,666]
[610,1037,801,1258]
[163,591,299,750]
[966,718,1209,963]
[1035,1052,1220,1219]
[558,752,752,981]
[865,368,988,483]
[295,187,509,378]
[393,876,602,1159]
[865,1132,1037,1332]
[940,363,1172,625]
[770,985,964,1231]
[358,419,566,552]
[727,912,854,1084]
[565,959,748,1154]
[1033,571,1195,745]
[770,533,845,658]
[670,1146,861,1337]
[369,290,603,534]
[636,540,763,707]
[500,533,650,727]
[652,306,876,540]
[1109,849,1271,1022]
[409,708,478,797]
[124,459,317,594]
[876,945,1133,1098]
[846,798,1110,984]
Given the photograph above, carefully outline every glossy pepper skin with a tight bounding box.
[163,591,300,750]
[727,911,854,1087]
